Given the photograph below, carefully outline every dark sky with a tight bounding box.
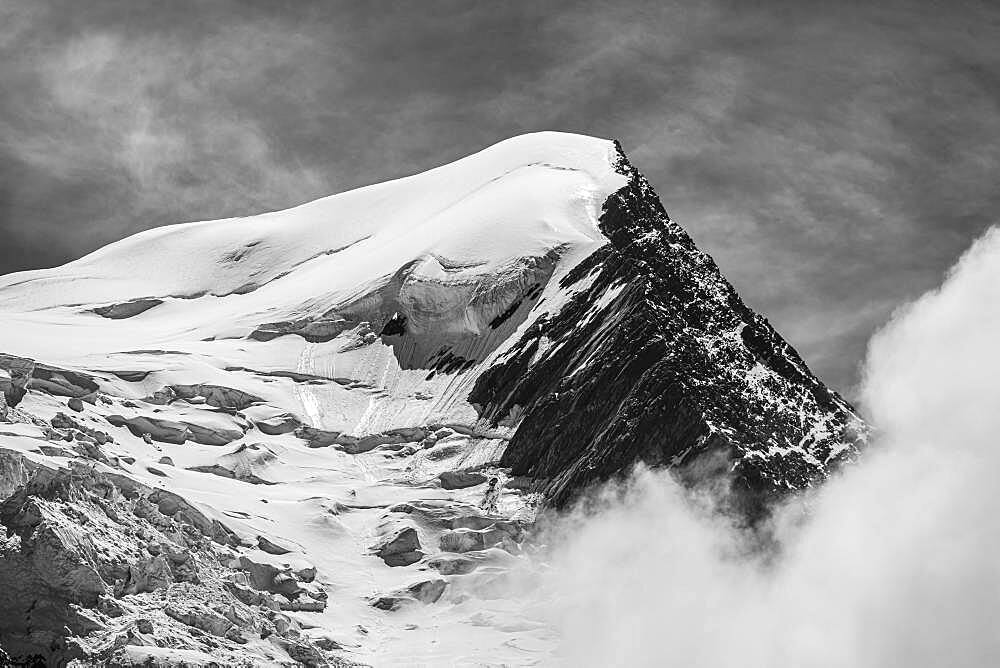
[2,0,999,396]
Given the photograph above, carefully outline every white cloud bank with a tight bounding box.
[532,227,1000,667]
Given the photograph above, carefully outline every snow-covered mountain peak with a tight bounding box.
[0,133,866,665]
[0,132,625,317]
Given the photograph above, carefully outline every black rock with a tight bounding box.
[372,526,423,567]
[469,142,867,512]
[438,471,488,490]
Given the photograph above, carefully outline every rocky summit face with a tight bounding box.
[473,145,867,511]
[0,132,866,666]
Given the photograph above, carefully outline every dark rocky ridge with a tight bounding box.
[470,142,867,509]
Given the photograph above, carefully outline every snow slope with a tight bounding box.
[0,132,621,321]
[0,132,625,437]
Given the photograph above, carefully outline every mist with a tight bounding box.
[527,227,1000,667]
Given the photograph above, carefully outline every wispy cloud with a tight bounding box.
[5,24,329,226]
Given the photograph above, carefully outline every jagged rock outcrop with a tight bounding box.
[0,454,340,666]
[371,525,424,567]
[0,354,99,402]
[470,143,866,509]
[0,354,34,407]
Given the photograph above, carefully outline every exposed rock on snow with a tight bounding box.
[250,317,359,343]
[245,405,303,435]
[294,424,431,454]
[371,526,424,567]
[185,442,279,485]
[370,579,447,611]
[106,410,248,447]
[166,384,263,411]
[438,470,489,489]
[92,298,163,319]
[0,354,34,407]
[1,354,99,401]
[257,535,295,555]
[106,414,192,445]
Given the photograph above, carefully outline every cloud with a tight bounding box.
[0,4,338,270]
[8,25,329,220]
[525,226,1000,667]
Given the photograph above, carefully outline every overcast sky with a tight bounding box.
[1,0,998,396]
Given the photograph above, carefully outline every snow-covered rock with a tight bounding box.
[0,131,866,664]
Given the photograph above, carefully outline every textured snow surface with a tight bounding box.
[0,132,628,665]
[0,132,625,430]
[0,132,622,310]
